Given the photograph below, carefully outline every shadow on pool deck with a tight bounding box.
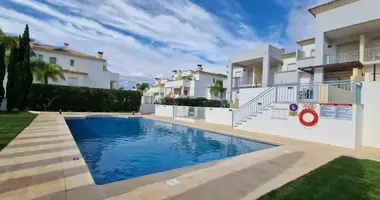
[165,151,304,200]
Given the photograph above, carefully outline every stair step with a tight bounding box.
[261,108,269,111]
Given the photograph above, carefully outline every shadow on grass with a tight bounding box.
[259,156,377,200]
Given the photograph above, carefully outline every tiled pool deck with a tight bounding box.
[1,112,380,200]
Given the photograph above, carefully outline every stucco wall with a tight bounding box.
[361,82,380,148]
[205,107,235,125]
[34,50,117,89]
[239,87,269,106]
[236,103,361,148]
[139,104,155,114]
[155,105,174,117]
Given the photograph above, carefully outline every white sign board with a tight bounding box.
[271,108,288,120]
[320,104,352,120]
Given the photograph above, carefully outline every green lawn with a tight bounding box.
[259,156,380,200]
[0,112,38,151]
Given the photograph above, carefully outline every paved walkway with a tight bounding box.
[0,113,379,200]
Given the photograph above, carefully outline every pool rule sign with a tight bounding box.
[289,103,298,116]
[320,104,352,120]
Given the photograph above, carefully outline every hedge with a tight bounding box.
[28,84,141,112]
[160,97,229,108]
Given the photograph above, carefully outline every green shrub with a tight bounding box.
[28,84,141,112]
[160,97,225,107]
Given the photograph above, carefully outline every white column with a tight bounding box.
[314,31,326,82]
[262,54,270,87]
[227,61,233,102]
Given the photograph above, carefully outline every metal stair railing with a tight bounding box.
[232,87,276,126]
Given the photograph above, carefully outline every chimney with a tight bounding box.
[196,64,203,72]
[98,51,104,59]
[64,43,69,50]
[279,48,285,54]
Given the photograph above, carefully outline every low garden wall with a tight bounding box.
[155,105,174,117]
[205,107,235,126]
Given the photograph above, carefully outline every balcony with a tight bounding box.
[325,51,359,64]
[232,77,261,88]
[164,80,191,88]
[364,47,380,62]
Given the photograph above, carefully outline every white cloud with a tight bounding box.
[273,0,330,50]
[0,0,285,88]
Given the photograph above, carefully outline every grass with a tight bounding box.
[259,156,380,200]
[0,112,38,151]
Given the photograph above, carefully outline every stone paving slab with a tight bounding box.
[0,113,379,200]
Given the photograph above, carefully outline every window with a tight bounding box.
[67,77,79,86]
[70,59,75,66]
[213,78,216,83]
[311,50,316,57]
[214,92,219,97]
[38,54,43,61]
[49,57,57,64]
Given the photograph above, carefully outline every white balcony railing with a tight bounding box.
[232,77,261,88]
[325,50,359,64]
[364,47,380,61]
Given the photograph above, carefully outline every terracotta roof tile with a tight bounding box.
[308,0,358,17]
[32,43,105,61]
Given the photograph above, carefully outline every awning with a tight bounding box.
[298,61,364,74]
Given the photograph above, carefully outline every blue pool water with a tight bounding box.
[65,117,276,185]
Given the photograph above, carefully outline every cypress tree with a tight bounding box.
[0,44,5,106]
[20,25,32,110]
[6,47,20,111]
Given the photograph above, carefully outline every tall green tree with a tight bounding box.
[31,60,65,84]
[19,25,32,110]
[136,83,150,94]
[6,46,22,111]
[5,25,33,111]
[0,44,5,105]
[210,80,226,105]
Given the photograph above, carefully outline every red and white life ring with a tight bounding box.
[299,109,319,126]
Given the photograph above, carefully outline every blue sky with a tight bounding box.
[0,0,328,89]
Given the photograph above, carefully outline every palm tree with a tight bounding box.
[31,60,65,84]
[136,83,150,94]
[0,28,18,50]
[210,80,226,105]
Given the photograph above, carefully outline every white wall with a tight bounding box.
[236,103,361,148]
[281,56,296,71]
[239,87,269,106]
[361,82,380,148]
[155,105,174,117]
[139,104,155,114]
[34,50,118,89]
[205,107,235,125]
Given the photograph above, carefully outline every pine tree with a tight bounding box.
[0,44,5,105]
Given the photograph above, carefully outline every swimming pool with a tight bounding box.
[65,117,276,185]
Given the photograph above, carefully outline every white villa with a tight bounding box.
[155,0,380,150]
[227,0,380,107]
[32,42,119,89]
[143,64,227,103]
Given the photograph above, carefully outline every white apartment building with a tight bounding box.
[217,0,380,148]
[32,42,119,89]
[143,64,227,103]
[227,0,380,106]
